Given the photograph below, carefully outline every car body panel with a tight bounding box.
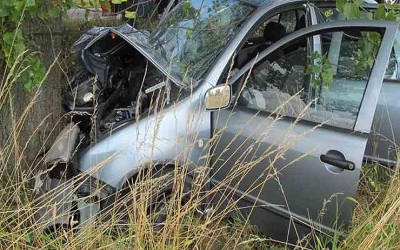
[210,21,398,241]
[78,0,308,188]
[211,110,367,240]
[365,79,400,164]
[78,85,213,188]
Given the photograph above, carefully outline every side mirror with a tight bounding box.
[205,85,232,110]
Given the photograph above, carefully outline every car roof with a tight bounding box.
[253,0,378,8]
[308,0,377,3]
[254,0,379,7]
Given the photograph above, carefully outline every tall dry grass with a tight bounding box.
[339,162,400,250]
[0,39,291,249]
[1,27,400,250]
[0,48,323,249]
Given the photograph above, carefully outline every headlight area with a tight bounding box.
[34,122,116,229]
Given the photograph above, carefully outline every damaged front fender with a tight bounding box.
[44,123,80,166]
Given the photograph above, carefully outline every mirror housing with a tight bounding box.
[205,85,232,110]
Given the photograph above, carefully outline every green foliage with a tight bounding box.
[309,0,400,90]
[336,0,400,77]
[2,30,26,58]
[336,0,400,21]
[182,1,197,18]
[306,52,333,89]
[22,56,47,90]
[0,0,75,90]
[354,31,382,77]
[336,0,363,20]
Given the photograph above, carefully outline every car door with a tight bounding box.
[310,3,400,166]
[209,20,398,242]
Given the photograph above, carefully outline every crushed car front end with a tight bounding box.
[34,23,210,229]
[35,0,258,230]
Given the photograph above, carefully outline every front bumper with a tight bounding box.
[34,123,106,229]
[34,175,101,229]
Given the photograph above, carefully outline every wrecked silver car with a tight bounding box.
[36,0,400,243]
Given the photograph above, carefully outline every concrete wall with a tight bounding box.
[0,17,69,165]
[0,13,135,165]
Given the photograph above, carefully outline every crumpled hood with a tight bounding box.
[78,23,183,87]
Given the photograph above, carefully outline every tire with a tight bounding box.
[100,166,192,230]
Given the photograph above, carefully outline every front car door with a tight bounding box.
[210,20,398,243]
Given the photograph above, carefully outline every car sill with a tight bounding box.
[210,178,345,237]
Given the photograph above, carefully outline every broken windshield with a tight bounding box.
[150,0,255,86]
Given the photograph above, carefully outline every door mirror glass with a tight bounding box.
[205,85,232,110]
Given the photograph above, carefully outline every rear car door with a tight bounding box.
[210,21,398,242]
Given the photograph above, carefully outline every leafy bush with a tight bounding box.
[0,0,75,90]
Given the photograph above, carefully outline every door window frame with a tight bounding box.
[243,3,309,45]
[310,4,400,81]
[224,5,309,80]
[210,2,310,86]
[226,20,398,133]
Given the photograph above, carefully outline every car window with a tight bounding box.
[150,0,255,85]
[250,10,306,39]
[236,28,384,130]
[316,7,400,80]
[279,10,298,33]
[234,8,306,69]
[248,14,278,41]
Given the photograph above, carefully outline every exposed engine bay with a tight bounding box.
[35,25,194,231]
[64,32,174,139]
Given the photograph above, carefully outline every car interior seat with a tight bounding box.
[236,22,287,68]
[263,21,287,44]
[259,22,287,62]
[295,15,306,31]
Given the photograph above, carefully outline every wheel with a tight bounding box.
[100,166,192,230]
